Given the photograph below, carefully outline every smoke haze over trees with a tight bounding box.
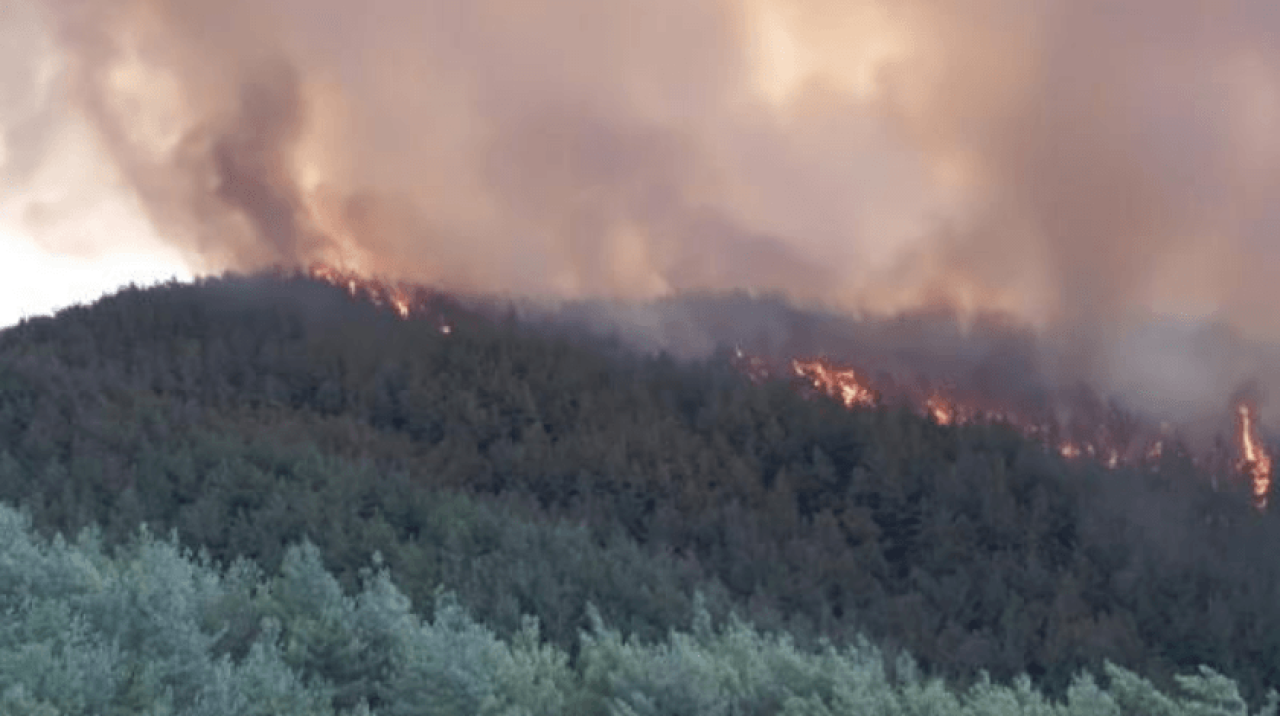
[7,0,1280,423]
[6,1,1280,707]
[0,275,1278,708]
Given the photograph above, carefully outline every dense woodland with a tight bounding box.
[0,274,1278,710]
[3,503,1273,715]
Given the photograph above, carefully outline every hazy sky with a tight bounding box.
[1,0,187,326]
[4,0,1280,420]
[0,124,189,326]
[0,220,188,327]
[7,0,1280,322]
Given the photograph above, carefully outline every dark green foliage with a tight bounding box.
[2,501,1276,716]
[0,274,1278,703]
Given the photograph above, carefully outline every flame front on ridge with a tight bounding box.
[1238,403,1273,509]
[750,351,1272,507]
[307,263,452,332]
[792,357,878,408]
[302,265,1275,509]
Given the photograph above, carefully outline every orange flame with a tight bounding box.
[735,351,1188,481]
[297,271,1275,510]
[306,263,453,332]
[792,358,877,408]
[926,394,956,425]
[1237,403,1272,509]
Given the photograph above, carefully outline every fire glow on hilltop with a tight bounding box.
[1239,403,1273,509]
[791,358,878,408]
[307,265,1275,510]
[307,263,452,333]
[741,349,1274,509]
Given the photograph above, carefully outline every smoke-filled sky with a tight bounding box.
[3,0,1280,418]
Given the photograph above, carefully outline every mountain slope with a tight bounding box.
[0,273,1277,700]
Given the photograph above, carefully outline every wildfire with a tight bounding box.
[303,265,1277,508]
[737,351,1273,507]
[792,358,877,408]
[926,394,972,427]
[306,263,453,332]
[788,354,1115,462]
[1237,403,1273,509]
[925,394,963,426]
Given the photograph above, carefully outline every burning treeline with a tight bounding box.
[747,351,1275,510]
[12,0,1280,330]
[10,2,1280,504]
[306,262,1276,509]
[304,263,453,333]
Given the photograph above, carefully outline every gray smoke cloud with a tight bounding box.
[6,0,1280,424]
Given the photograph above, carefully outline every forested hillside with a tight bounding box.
[0,274,1278,706]
[3,502,1273,715]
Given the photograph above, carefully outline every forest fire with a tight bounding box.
[791,358,878,408]
[309,264,414,318]
[925,395,958,426]
[307,263,452,331]
[302,264,1275,508]
[741,350,1274,507]
[1238,403,1273,509]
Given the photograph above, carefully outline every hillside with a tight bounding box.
[2,502,1271,715]
[0,273,1278,704]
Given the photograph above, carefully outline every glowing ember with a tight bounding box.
[389,289,412,318]
[785,355,1126,466]
[792,358,877,408]
[306,262,450,329]
[1237,403,1273,509]
[732,351,1223,488]
[926,394,956,425]
[297,274,1277,510]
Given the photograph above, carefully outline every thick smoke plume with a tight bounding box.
[5,0,1280,423]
